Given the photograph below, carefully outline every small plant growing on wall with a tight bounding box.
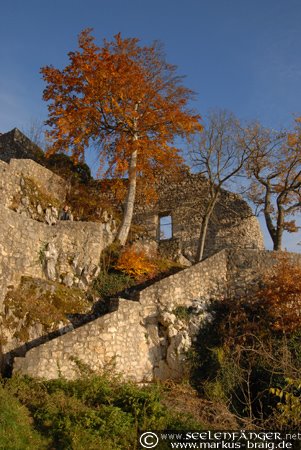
[38,242,48,268]
[173,306,192,323]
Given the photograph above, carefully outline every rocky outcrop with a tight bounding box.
[0,157,116,369]
[0,205,114,308]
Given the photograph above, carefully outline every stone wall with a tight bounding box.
[133,173,264,261]
[0,159,67,221]
[0,130,264,264]
[0,128,45,163]
[0,157,117,369]
[9,158,67,203]
[14,248,299,382]
[0,130,285,383]
[0,151,128,377]
[13,251,229,380]
[0,157,116,312]
[14,299,153,381]
[139,250,228,316]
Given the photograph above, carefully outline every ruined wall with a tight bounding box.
[13,251,229,380]
[0,128,45,163]
[0,157,117,368]
[14,249,299,382]
[0,158,67,224]
[139,250,228,315]
[0,130,273,383]
[0,130,264,263]
[133,173,264,261]
[9,158,67,202]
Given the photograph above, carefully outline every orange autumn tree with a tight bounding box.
[41,29,202,245]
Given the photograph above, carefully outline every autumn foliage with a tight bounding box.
[41,29,202,245]
[196,259,301,428]
[114,246,157,280]
[256,257,301,333]
[215,258,301,347]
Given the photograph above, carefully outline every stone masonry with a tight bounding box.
[0,129,265,262]
[0,158,67,211]
[132,172,264,262]
[0,128,45,163]
[0,157,116,367]
[14,299,153,381]
[0,129,270,382]
[14,249,300,382]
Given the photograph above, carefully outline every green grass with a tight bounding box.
[0,384,47,450]
[1,374,204,450]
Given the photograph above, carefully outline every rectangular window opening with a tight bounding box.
[159,215,172,240]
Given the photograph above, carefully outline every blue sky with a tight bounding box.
[1,0,301,250]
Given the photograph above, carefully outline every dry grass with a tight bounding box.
[161,380,241,430]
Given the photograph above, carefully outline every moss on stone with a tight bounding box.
[11,176,60,217]
[2,277,91,341]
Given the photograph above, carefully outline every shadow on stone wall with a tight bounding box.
[1,296,121,377]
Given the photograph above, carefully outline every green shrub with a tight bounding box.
[3,374,205,449]
[91,270,135,298]
[270,377,301,429]
[113,381,166,429]
[0,384,47,450]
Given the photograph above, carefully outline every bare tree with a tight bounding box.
[23,118,48,150]
[242,122,301,251]
[191,110,250,262]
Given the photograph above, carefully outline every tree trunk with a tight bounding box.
[273,233,283,251]
[116,148,138,246]
[195,193,219,262]
[196,215,210,262]
[263,186,278,250]
[273,206,284,251]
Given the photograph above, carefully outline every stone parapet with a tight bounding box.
[10,158,67,203]
[14,299,153,381]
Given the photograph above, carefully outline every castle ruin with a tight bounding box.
[0,128,283,382]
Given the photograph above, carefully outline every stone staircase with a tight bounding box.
[13,248,299,382]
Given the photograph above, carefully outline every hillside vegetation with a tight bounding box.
[0,374,205,450]
[1,258,301,449]
[192,257,301,430]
